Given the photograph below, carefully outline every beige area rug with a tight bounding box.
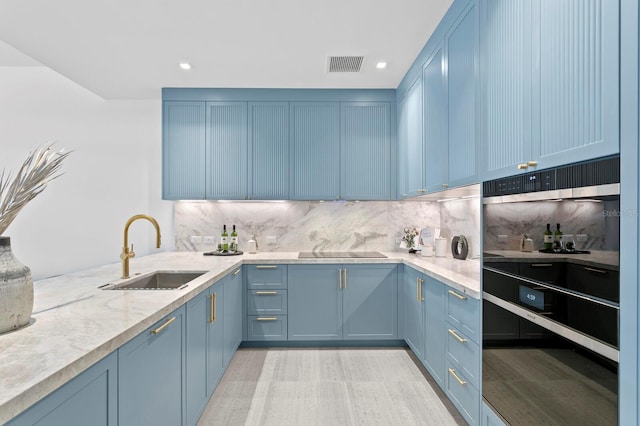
[198,348,462,426]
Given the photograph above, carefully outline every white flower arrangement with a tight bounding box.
[401,226,420,250]
[0,144,71,235]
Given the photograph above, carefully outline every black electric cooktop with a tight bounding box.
[298,251,387,259]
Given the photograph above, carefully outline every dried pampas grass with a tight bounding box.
[0,144,71,235]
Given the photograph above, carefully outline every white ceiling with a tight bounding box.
[0,0,452,100]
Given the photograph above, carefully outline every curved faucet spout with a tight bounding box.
[121,214,161,279]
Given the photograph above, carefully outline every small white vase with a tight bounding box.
[0,236,33,333]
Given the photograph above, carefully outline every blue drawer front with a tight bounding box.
[446,326,480,388]
[248,290,288,315]
[246,265,288,290]
[445,360,480,425]
[446,289,480,344]
[247,315,288,341]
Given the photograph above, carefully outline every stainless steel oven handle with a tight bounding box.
[483,266,619,310]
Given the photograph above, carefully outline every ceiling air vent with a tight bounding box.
[328,56,364,72]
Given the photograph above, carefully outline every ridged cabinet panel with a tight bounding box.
[340,102,391,200]
[447,4,478,185]
[536,0,619,161]
[289,102,340,200]
[480,0,534,176]
[401,75,425,197]
[205,102,248,199]
[249,102,289,199]
[423,46,449,193]
[162,102,206,200]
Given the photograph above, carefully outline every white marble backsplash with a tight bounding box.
[174,197,481,258]
[483,199,619,251]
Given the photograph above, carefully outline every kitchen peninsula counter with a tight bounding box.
[0,251,480,424]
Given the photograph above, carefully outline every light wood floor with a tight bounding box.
[197,348,465,426]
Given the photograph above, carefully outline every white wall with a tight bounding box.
[0,67,173,280]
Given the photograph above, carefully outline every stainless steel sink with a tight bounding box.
[102,271,206,290]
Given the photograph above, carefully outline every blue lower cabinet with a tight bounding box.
[185,281,225,426]
[446,287,480,344]
[403,267,425,359]
[288,264,398,340]
[445,360,480,425]
[288,265,342,340]
[118,307,186,426]
[247,315,288,340]
[7,352,118,426]
[223,267,243,367]
[446,326,480,388]
[423,276,446,389]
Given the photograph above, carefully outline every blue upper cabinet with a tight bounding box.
[534,0,620,166]
[398,75,425,198]
[423,45,449,193]
[446,3,478,187]
[205,102,248,199]
[163,102,206,200]
[249,102,289,199]
[480,0,619,179]
[289,102,340,200]
[340,102,392,200]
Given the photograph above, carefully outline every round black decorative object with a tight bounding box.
[451,235,469,260]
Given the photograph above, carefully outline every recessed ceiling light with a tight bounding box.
[376,62,387,69]
[179,62,191,70]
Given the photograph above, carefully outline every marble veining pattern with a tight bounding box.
[174,198,479,257]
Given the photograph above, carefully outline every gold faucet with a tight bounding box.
[121,214,161,279]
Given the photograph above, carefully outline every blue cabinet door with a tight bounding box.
[185,289,209,426]
[535,0,620,167]
[249,102,289,199]
[480,0,534,179]
[289,102,340,200]
[7,352,118,426]
[163,101,206,200]
[340,102,392,200]
[403,267,425,360]
[223,267,243,367]
[399,75,425,198]
[447,3,478,187]
[118,307,185,426]
[342,265,398,339]
[207,282,225,394]
[423,45,449,193]
[423,276,446,389]
[288,265,342,340]
[205,102,248,199]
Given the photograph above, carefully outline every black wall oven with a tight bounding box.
[482,156,620,425]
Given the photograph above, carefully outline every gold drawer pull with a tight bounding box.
[343,269,347,289]
[256,317,278,321]
[233,269,241,275]
[209,293,217,323]
[448,289,467,300]
[151,316,176,335]
[256,291,278,295]
[448,329,467,343]
[584,266,607,274]
[339,268,343,289]
[448,368,467,386]
[517,163,528,170]
[527,161,538,167]
[256,265,277,269]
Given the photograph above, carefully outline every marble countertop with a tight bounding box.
[0,251,480,424]
[483,249,619,270]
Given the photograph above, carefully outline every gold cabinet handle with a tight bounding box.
[448,289,467,300]
[256,317,277,321]
[448,368,467,386]
[209,293,217,323]
[527,161,538,167]
[584,266,607,274]
[339,268,343,289]
[256,265,277,269]
[151,316,176,335]
[233,269,241,275]
[420,278,424,301]
[343,269,347,289]
[517,163,529,170]
[448,328,467,343]
[416,277,420,302]
[256,291,278,295]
